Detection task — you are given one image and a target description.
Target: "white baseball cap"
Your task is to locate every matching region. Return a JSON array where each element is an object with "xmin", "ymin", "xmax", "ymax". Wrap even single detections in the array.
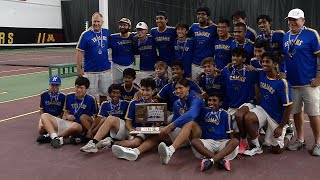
[
  {"xmin": 136, "ymin": 22, "xmax": 148, "ymax": 30},
  {"xmin": 286, "ymin": 8, "xmax": 304, "ymax": 19}
]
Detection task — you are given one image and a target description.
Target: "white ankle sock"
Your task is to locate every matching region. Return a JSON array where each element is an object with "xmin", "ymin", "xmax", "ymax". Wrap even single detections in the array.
[
  {"xmin": 251, "ymin": 138, "xmax": 260, "ymax": 148},
  {"xmin": 169, "ymin": 145, "xmax": 175, "ymax": 153},
  {"xmin": 50, "ymin": 133, "xmax": 58, "ymax": 139}
]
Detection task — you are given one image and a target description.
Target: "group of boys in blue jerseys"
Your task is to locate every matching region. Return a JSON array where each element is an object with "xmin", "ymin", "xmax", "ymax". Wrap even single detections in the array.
[{"xmin": 37, "ymin": 7, "xmax": 320, "ymax": 172}]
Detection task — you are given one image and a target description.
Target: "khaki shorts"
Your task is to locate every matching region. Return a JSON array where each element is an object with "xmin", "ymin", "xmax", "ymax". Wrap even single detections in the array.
[
  {"xmin": 191, "ymin": 139, "xmax": 239, "ymax": 160},
  {"xmin": 168, "ymin": 128, "xmax": 190, "ymax": 147},
  {"xmin": 250, "ymin": 106, "xmax": 287, "ymax": 148},
  {"xmin": 291, "ymin": 86, "xmax": 320, "ymax": 116},
  {"xmin": 84, "ymin": 70, "xmax": 112, "ymax": 97},
  {"xmin": 112, "ymin": 62, "xmax": 134, "ymax": 84},
  {"xmin": 110, "ymin": 118, "xmax": 130, "ymax": 140}
]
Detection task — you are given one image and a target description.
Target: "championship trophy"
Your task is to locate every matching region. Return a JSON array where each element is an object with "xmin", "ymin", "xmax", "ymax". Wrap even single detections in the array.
[{"xmin": 130, "ymin": 103, "xmax": 167, "ymax": 134}]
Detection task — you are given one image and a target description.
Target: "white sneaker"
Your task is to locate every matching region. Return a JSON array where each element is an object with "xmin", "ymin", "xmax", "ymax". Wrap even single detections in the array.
[
  {"xmin": 96, "ymin": 137, "xmax": 113, "ymax": 149},
  {"xmin": 158, "ymin": 142, "xmax": 173, "ymax": 165},
  {"xmin": 244, "ymin": 147, "xmax": 263, "ymax": 156},
  {"xmin": 112, "ymin": 145, "xmax": 138, "ymax": 161},
  {"xmin": 80, "ymin": 140, "xmax": 98, "ymax": 153}
]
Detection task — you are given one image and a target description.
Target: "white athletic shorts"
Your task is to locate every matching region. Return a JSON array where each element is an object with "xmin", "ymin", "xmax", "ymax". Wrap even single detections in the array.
[
  {"xmin": 228, "ymin": 103, "xmax": 256, "ymax": 133},
  {"xmin": 54, "ymin": 117, "xmax": 73, "ymax": 132},
  {"xmin": 250, "ymin": 105, "xmax": 287, "ymax": 148},
  {"xmin": 191, "ymin": 64, "xmax": 203, "ymax": 81},
  {"xmin": 110, "ymin": 118, "xmax": 130, "ymax": 140},
  {"xmin": 191, "ymin": 139, "xmax": 239, "ymax": 160},
  {"xmin": 169, "ymin": 127, "xmax": 190, "ymax": 147},
  {"xmin": 134, "ymin": 71, "xmax": 155, "ymax": 84},
  {"xmin": 84, "ymin": 70, "xmax": 112, "ymax": 97}
]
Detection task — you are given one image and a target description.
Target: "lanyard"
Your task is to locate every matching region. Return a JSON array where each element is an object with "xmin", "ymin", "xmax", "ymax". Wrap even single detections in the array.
[
  {"xmin": 155, "ymin": 76, "xmax": 165, "ymax": 88},
  {"xmin": 74, "ymin": 95, "xmax": 86, "ymax": 115},
  {"xmin": 176, "ymin": 39, "xmax": 187, "ymax": 59},
  {"xmin": 110, "ymin": 100, "xmax": 121, "ymax": 111},
  {"xmin": 138, "ymin": 36, "xmax": 148, "ymax": 47},
  {"xmin": 205, "ymin": 75, "xmax": 216, "ymax": 85},
  {"xmin": 262, "ymin": 30, "xmax": 273, "ymax": 43},
  {"xmin": 287, "ymin": 26, "xmax": 304, "ymax": 54},
  {"xmin": 206, "ymin": 108, "xmax": 222, "ymax": 120},
  {"xmin": 49, "ymin": 91, "xmax": 60, "ymax": 102},
  {"xmin": 236, "ymin": 39, "xmax": 248, "ymax": 48},
  {"xmin": 231, "ymin": 64, "xmax": 246, "ymax": 77},
  {"xmin": 178, "ymin": 99, "xmax": 188, "ymax": 110},
  {"xmin": 93, "ymin": 30, "xmax": 104, "ymax": 48}
]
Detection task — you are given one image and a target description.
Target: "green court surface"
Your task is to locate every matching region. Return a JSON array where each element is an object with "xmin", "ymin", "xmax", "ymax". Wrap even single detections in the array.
[{"xmin": 0, "ymin": 70, "xmax": 76, "ymax": 103}]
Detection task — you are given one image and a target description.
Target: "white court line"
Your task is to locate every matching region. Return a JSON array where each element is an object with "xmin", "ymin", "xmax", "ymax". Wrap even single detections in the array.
[
  {"xmin": 0, "ymin": 70, "xmax": 48, "ymax": 79},
  {"xmin": 0, "ymin": 86, "xmax": 73, "ymax": 104},
  {"xmin": 0, "ymin": 92, "xmax": 8, "ymax": 95},
  {"xmin": 0, "ymin": 67, "xmax": 44, "ymax": 74},
  {"xmin": 0, "ymin": 110, "xmax": 39, "ymax": 123},
  {"xmin": 0, "ymin": 55, "xmax": 74, "ymax": 63}
]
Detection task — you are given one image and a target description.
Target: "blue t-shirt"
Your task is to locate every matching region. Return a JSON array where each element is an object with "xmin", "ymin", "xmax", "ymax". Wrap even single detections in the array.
[
  {"xmin": 134, "ymin": 35, "xmax": 158, "ymax": 71},
  {"xmin": 119, "ymin": 82, "xmax": 140, "ymax": 101},
  {"xmin": 231, "ymin": 39, "xmax": 254, "ymax": 64},
  {"xmin": 246, "ymin": 26, "xmax": 257, "ymax": 42},
  {"xmin": 257, "ymin": 70, "xmax": 293, "ymax": 123},
  {"xmin": 109, "ymin": 32, "xmax": 135, "ymax": 66},
  {"xmin": 189, "ymin": 23, "xmax": 218, "ymax": 65},
  {"xmin": 125, "ymin": 99, "xmax": 152, "ymax": 128},
  {"xmin": 221, "ymin": 65, "xmax": 258, "ymax": 108},
  {"xmin": 64, "ymin": 93, "xmax": 98, "ymax": 123},
  {"xmin": 213, "ymin": 35, "xmax": 234, "ymax": 69},
  {"xmin": 283, "ymin": 27, "xmax": 320, "ymax": 86},
  {"xmin": 158, "ymin": 80, "xmax": 203, "ymax": 111},
  {"xmin": 154, "ymin": 76, "xmax": 168, "ymax": 94},
  {"xmin": 172, "ymin": 91, "xmax": 206, "ymax": 128},
  {"xmin": 174, "ymin": 38, "xmax": 193, "ymax": 77},
  {"xmin": 40, "ymin": 90, "xmax": 65, "ymax": 117},
  {"xmin": 256, "ymin": 30, "xmax": 285, "ymax": 53},
  {"xmin": 76, "ymin": 28, "xmax": 111, "ymax": 72},
  {"xmin": 199, "ymin": 108, "xmax": 232, "ymax": 140},
  {"xmin": 98, "ymin": 100, "xmax": 129, "ymax": 119},
  {"xmin": 198, "ymin": 74, "xmax": 225, "ymax": 95},
  {"xmin": 151, "ymin": 26, "xmax": 176, "ymax": 65}
]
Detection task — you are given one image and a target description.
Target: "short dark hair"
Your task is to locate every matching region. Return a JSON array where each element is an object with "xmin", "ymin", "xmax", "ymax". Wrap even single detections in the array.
[
  {"xmin": 232, "ymin": 47, "xmax": 247, "ymax": 58},
  {"xmin": 256, "ymin": 14, "xmax": 272, "ymax": 24},
  {"xmin": 254, "ymin": 39, "xmax": 270, "ymax": 52},
  {"xmin": 207, "ymin": 92, "xmax": 223, "ymax": 102},
  {"xmin": 231, "ymin": 10, "xmax": 246, "ymax": 20},
  {"xmin": 234, "ymin": 22, "xmax": 247, "ymax": 29},
  {"xmin": 217, "ymin": 17, "xmax": 230, "ymax": 27},
  {"xmin": 175, "ymin": 78, "xmax": 189, "ymax": 88},
  {"xmin": 140, "ymin": 78, "xmax": 156, "ymax": 90},
  {"xmin": 196, "ymin": 7, "xmax": 211, "ymax": 17},
  {"xmin": 261, "ymin": 51, "xmax": 283, "ymax": 64},
  {"xmin": 171, "ymin": 61, "xmax": 184, "ymax": 70},
  {"xmin": 156, "ymin": 11, "xmax": 168, "ymax": 19},
  {"xmin": 108, "ymin": 83, "xmax": 122, "ymax": 95},
  {"xmin": 75, "ymin": 76, "xmax": 90, "ymax": 89},
  {"xmin": 123, "ymin": 68, "xmax": 136, "ymax": 79},
  {"xmin": 176, "ymin": 23, "xmax": 189, "ymax": 30}
]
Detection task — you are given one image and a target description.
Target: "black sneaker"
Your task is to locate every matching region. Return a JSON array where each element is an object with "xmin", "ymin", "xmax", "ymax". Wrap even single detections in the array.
[
  {"xmin": 36, "ymin": 134, "xmax": 51, "ymax": 144},
  {"xmin": 51, "ymin": 137, "xmax": 62, "ymax": 148},
  {"xmin": 218, "ymin": 159, "xmax": 231, "ymax": 171},
  {"xmin": 200, "ymin": 158, "xmax": 214, "ymax": 172}
]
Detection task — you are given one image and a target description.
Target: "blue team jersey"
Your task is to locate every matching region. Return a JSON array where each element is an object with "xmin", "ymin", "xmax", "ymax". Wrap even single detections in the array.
[
  {"xmin": 257, "ymin": 70, "xmax": 293, "ymax": 123},
  {"xmin": 109, "ymin": 32, "xmax": 135, "ymax": 66},
  {"xmin": 158, "ymin": 80, "xmax": 203, "ymax": 111},
  {"xmin": 134, "ymin": 34, "xmax": 158, "ymax": 71},
  {"xmin": 154, "ymin": 76, "xmax": 168, "ymax": 94},
  {"xmin": 231, "ymin": 39, "xmax": 254, "ymax": 64},
  {"xmin": 283, "ymin": 27, "xmax": 320, "ymax": 86},
  {"xmin": 213, "ymin": 35, "xmax": 234, "ymax": 69},
  {"xmin": 40, "ymin": 90, "xmax": 65, "ymax": 117},
  {"xmin": 151, "ymin": 26, "xmax": 176, "ymax": 65},
  {"xmin": 98, "ymin": 100, "xmax": 129, "ymax": 119},
  {"xmin": 174, "ymin": 38, "xmax": 193, "ymax": 77},
  {"xmin": 257, "ymin": 30, "xmax": 285, "ymax": 52},
  {"xmin": 64, "ymin": 93, "xmax": 98, "ymax": 123},
  {"xmin": 199, "ymin": 108, "xmax": 232, "ymax": 140},
  {"xmin": 172, "ymin": 91, "xmax": 206, "ymax": 128},
  {"xmin": 189, "ymin": 23, "xmax": 218, "ymax": 65},
  {"xmin": 198, "ymin": 74, "xmax": 225, "ymax": 95},
  {"xmin": 125, "ymin": 99, "xmax": 152, "ymax": 128},
  {"xmin": 221, "ymin": 65, "xmax": 258, "ymax": 108},
  {"xmin": 120, "ymin": 82, "xmax": 140, "ymax": 101},
  {"xmin": 76, "ymin": 28, "xmax": 111, "ymax": 72},
  {"xmin": 246, "ymin": 26, "xmax": 257, "ymax": 42},
  {"xmin": 250, "ymin": 57, "xmax": 286, "ymax": 73}
]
